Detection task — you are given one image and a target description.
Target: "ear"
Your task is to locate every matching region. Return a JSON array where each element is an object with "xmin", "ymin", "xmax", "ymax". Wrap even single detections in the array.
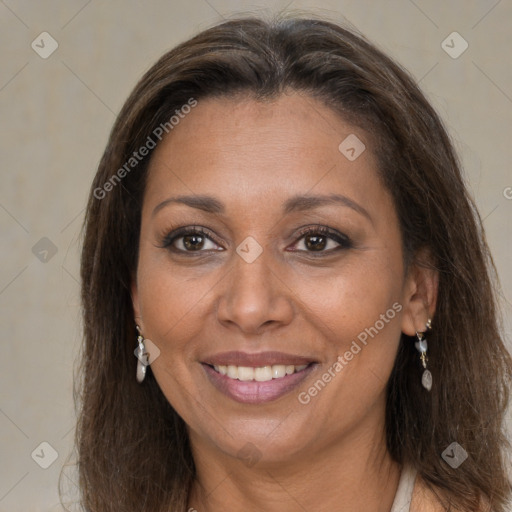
[
  {"xmin": 131, "ymin": 272, "xmax": 144, "ymax": 331},
  {"xmin": 400, "ymin": 247, "xmax": 439, "ymax": 336}
]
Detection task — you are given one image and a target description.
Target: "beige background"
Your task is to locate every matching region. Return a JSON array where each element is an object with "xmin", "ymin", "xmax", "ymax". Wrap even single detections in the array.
[{"xmin": 0, "ymin": 1, "xmax": 511, "ymax": 510}]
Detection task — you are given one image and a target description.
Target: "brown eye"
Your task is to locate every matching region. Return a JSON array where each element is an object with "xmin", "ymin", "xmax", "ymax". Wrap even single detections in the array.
[
  {"xmin": 161, "ymin": 227, "xmax": 223, "ymax": 253},
  {"xmin": 304, "ymin": 234, "xmax": 327, "ymax": 251},
  {"xmin": 182, "ymin": 233, "xmax": 206, "ymax": 251},
  {"xmin": 290, "ymin": 226, "xmax": 352, "ymax": 254}
]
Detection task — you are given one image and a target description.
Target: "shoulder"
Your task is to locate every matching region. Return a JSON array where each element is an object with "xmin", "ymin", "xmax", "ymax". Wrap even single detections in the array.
[
  {"xmin": 411, "ymin": 473, "xmax": 490, "ymax": 512},
  {"xmin": 410, "ymin": 473, "xmax": 446, "ymax": 512}
]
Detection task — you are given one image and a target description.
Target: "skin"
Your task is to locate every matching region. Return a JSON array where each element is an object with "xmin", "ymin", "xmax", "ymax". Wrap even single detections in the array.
[{"xmin": 131, "ymin": 92, "xmax": 438, "ymax": 512}]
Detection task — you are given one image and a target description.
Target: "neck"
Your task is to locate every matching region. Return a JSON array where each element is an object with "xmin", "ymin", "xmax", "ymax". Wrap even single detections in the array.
[{"xmin": 187, "ymin": 408, "xmax": 401, "ymax": 511}]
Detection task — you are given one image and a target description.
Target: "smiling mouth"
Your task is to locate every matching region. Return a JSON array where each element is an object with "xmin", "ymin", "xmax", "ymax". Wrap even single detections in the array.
[
  {"xmin": 209, "ymin": 363, "xmax": 311, "ymax": 382},
  {"xmin": 202, "ymin": 360, "xmax": 317, "ymax": 404}
]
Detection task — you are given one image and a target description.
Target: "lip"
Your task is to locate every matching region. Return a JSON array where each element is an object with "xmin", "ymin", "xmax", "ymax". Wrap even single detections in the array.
[
  {"xmin": 203, "ymin": 351, "xmax": 318, "ymax": 367},
  {"xmin": 202, "ymin": 361, "xmax": 318, "ymax": 404}
]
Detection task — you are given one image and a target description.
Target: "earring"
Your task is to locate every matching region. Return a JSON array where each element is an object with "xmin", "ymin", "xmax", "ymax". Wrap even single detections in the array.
[
  {"xmin": 135, "ymin": 325, "xmax": 147, "ymax": 383},
  {"xmin": 415, "ymin": 318, "xmax": 432, "ymax": 391}
]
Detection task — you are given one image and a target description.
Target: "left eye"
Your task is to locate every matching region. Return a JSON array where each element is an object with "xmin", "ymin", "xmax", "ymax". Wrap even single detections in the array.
[{"xmin": 290, "ymin": 227, "xmax": 351, "ymax": 253}]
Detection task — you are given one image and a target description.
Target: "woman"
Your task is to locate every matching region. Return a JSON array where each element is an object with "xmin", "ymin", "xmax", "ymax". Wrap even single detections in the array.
[{"xmin": 74, "ymin": 14, "xmax": 512, "ymax": 512}]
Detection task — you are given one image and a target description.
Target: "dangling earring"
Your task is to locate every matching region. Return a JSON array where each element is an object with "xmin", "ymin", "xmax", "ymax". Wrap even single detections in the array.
[
  {"xmin": 415, "ymin": 318, "xmax": 432, "ymax": 391},
  {"xmin": 135, "ymin": 325, "xmax": 147, "ymax": 383}
]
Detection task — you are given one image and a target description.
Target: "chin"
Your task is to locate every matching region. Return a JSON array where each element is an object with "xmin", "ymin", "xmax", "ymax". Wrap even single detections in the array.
[{"xmin": 197, "ymin": 416, "xmax": 320, "ymax": 468}]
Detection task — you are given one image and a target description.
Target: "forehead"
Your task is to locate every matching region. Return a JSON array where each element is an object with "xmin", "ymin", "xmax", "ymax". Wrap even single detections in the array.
[{"xmin": 143, "ymin": 93, "xmax": 389, "ymax": 220}]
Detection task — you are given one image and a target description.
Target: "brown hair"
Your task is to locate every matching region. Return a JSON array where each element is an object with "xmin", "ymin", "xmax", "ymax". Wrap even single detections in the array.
[{"xmin": 71, "ymin": 13, "xmax": 512, "ymax": 512}]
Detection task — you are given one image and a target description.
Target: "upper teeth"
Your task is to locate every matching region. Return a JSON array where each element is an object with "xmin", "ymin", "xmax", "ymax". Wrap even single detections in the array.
[{"xmin": 213, "ymin": 364, "xmax": 308, "ymax": 382}]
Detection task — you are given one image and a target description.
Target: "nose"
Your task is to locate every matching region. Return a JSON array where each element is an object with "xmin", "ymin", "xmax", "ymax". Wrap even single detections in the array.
[{"xmin": 216, "ymin": 247, "xmax": 294, "ymax": 335}]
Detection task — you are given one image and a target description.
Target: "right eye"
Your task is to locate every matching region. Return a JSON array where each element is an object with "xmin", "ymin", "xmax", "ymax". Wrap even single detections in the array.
[{"xmin": 160, "ymin": 226, "xmax": 224, "ymax": 253}]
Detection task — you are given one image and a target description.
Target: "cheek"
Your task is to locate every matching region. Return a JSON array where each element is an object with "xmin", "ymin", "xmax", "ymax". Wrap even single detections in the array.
[
  {"xmin": 135, "ymin": 253, "xmax": 214, "ymax": 419},
  {"xmin": 292, "ymin": 250, "xmax": 404, "ymax": 396},
  {"xmin": 297, "ymin": 249, "xmax": 403, "ymax": 333},
  {"xmin": 135, "ymin": 249, "xmax": 214, "ymax": 355}
]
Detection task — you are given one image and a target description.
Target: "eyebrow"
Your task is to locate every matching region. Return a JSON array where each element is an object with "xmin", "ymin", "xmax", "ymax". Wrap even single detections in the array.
[
  {"xmin": 152, "ymin": 193, "xmax": 372, "ymax": 222},
  {"xmin": 283, "ymin": 193, "xmax": 372, "ymax": 221}
]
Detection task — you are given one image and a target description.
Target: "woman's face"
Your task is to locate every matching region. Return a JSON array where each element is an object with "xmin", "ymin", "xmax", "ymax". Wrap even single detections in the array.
[{"xmin": 132, "ymin": 92, "xmax": 421, "ymax": 465}]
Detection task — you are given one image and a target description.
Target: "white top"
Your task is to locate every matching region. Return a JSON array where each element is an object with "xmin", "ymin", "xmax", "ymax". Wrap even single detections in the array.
[{"xmin": 389, "ymin": 463, "xmax": 418, "ymax": 512}]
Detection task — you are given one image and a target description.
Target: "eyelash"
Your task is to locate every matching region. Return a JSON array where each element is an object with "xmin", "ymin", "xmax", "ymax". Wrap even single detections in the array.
[{"xmin": 160, "ymin": 225, "xmax": 352, "ymax": 256}]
